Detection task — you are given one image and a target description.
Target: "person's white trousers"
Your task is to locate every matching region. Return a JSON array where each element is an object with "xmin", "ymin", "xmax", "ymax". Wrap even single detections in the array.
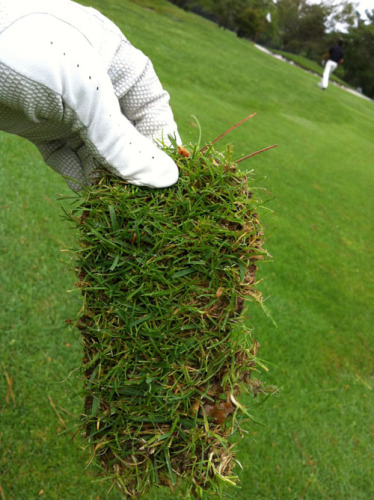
[{"xmin": 322, "ymin": 60, "xmax": 338, "ymax": 89}]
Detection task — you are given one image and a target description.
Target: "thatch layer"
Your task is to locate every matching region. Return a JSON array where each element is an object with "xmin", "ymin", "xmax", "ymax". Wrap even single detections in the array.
[{"xmin": 68, "ymin": 143, "xmax": 269, "ymax": 497}]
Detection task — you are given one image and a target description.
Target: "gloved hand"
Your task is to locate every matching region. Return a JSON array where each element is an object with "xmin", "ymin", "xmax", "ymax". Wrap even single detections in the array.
[{"xmin": 0, "ymin": 0, "xmax": 181, "ymax": 190}]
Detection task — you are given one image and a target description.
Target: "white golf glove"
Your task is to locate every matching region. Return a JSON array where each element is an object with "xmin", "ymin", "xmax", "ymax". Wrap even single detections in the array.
[{"xmin": 0, "ymin": 0, "xmax": 181, "ymax": 190}]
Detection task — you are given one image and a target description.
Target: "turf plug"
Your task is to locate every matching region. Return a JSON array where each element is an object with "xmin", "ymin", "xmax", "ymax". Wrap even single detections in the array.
[{"xmin": 67, "ymin": 133, "xmax": 274, "ymax": 498}]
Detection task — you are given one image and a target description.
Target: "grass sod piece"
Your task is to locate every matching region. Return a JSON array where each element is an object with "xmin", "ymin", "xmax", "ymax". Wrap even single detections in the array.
[{"xmin": 67, "ymin": 138, "xmax": 272, "ymax": 498}]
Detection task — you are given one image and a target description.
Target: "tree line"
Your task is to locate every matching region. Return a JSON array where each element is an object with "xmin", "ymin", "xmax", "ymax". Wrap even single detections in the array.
[{"xmin": 168, "ymin": 0, "xmax": 374, "ymax": 98}]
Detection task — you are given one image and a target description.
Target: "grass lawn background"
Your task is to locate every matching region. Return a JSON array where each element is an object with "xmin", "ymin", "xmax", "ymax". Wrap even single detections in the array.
[{"xmin": 1, "ymin": 0, "xmax": 374, "ymax": 498}]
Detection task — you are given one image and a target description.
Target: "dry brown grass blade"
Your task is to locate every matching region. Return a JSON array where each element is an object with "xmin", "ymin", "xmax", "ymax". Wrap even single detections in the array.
[
  {"xmin": 48, "ymin": 395, "xmax": 67, "ymax": 430},
  {"xmin": 2, "ymin": 363, "xmax": 16, "ymax": 407},
  {"xmin": 201, "ymin": 113, "xmax": 257, "ymax": 153},
  {"xmin": 236, "ymin": 144, "xmax": 278, "ymax": 163}
]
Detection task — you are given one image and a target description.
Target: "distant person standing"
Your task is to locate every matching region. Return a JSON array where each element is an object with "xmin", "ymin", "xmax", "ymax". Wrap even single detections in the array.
[{"xmin": 320, "ymin": 40, "xmax": 344, "ymax": 90}]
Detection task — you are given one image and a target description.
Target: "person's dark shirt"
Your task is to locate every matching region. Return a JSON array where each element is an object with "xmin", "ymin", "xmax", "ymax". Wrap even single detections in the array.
[{"xmin": 329, "ymin": 45, "xmax": 344, "ymax": 63}]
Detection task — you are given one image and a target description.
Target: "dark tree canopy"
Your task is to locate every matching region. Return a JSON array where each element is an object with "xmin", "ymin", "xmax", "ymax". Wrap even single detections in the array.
[{"xmin": 167, "ymin": 0, "xmax": 374, "ymax": 98}]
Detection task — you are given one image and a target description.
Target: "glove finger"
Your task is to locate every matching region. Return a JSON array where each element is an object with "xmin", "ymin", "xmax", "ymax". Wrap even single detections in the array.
[{"xmin": 38, "ymin": 140, "xmax": 89, "ymax": 191}]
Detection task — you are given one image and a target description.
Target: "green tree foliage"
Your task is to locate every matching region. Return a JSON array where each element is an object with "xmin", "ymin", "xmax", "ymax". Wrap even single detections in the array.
[
  {"xmin": 325, "ymin": 0, "xmax": 357, "ymax": 32},
  {"xmin": 167, "ymin": 0, "xmax": 190, "ymax": 8},
  {"xmin": 235, "ymin": 0, "xmax": 276, "ymax": 41},
  {"xmin": 275, "ymin": 0, "xmax": 329, "ymax": 58},
  {"xmin": 275, "ymin": 0, "xmax": 304, "ymax": 49},
  {"xmin": 203, "ymin": 0, "xmax": 242, "ymax": 30},
  {"xmin": 343, "ymin": 10, "xmax": 374, "ymax": 97},
  {"xmin": 235, "ymin": 6, "xmax": 262, "ymax": 39}
]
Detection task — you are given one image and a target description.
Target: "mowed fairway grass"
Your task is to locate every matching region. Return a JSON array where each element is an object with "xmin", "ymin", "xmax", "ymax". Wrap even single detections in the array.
[{"xmin": 1, "ymin": 1, "xmax": 374, "ymax": 498}]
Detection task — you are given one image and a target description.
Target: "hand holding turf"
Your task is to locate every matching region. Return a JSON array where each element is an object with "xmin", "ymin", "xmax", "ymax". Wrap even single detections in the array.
[{"xmin": 0, "ymin": 0, "xmax": 180, "ymax": 189}]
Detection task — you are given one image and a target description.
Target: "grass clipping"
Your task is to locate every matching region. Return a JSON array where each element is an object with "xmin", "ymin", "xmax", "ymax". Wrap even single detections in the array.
[{"xmin": 68, "ymin": 141, "xmax": 271, "ymax": 498}]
